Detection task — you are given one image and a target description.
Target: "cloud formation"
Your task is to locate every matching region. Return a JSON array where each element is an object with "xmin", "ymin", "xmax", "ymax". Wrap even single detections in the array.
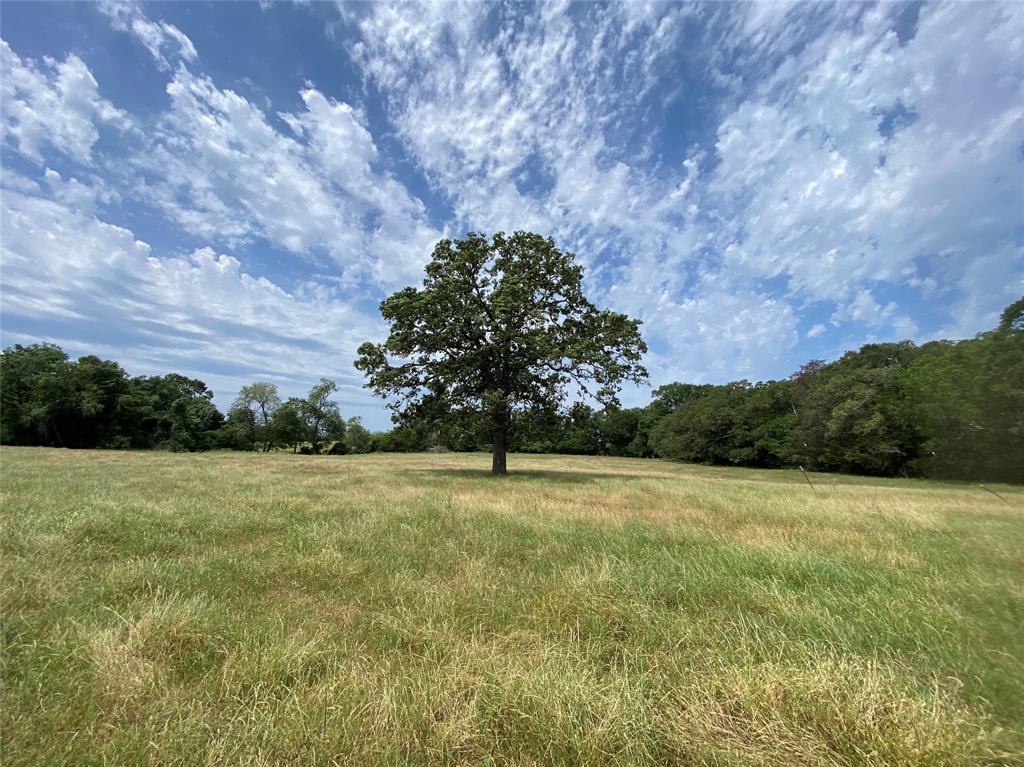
[
  {"xmin": 1, "ymin": 179, "xmax": 381, "ymax": 405},
  {"xmin": 0, "ymin": 1, "xmax": 1021, "ymax": 422},
  {"xmin": 97, "ymin": 0, "xmax": 198, "ymax": 70},
  {"xmin": 345, "ymin": 1, "xmax": 1023, "ymax": 380},
  {"xmin": 126, "ymin": 68, "xmax": 440, "ymax": 288},
  {"xmin": 1, "ymin": 40, "xmax": 129, "ymax": 164}
]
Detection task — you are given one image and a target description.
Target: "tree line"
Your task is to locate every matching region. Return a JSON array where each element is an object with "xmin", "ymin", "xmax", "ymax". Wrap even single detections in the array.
[
  {"xmin": 352, "ymin": 231, "xmax": 1021, "ymax": 480},
  {"xmin": 401, "ymin": 297, "xmax": 1020, "ymax": 483},
  {"xmin": 0, "ymin": 347, "xmax": 369, "ymax": 455},
  {"xmin": 2, "ymin": 298, "xmax": 1020, "ymax": 481}
]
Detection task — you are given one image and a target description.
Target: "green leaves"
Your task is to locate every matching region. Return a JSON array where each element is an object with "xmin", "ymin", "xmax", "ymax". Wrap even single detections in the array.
[
  {"xmin": 356, "ymin": 232, "xmax": 648, "ymax": 470},
  {"xmin": 299, "ymin": 378, "xmax": 344, "ymax": 454},
  {"xmin": 358, "ymin": 232, "xmax": 648, "ymax": 413},
  {"xmin": 231, "ymin": 382, "xmax": 281, "ymax": 451},
  {"xmin": 0, "ymin": 345, "xmax": 224, "ymax": 451}
]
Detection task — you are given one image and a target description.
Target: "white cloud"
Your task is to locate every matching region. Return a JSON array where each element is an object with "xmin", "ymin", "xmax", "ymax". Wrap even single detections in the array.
[
  {"xmin": 42, "ymin": 167, "xmax": 119, "ymax": 215},
  {"xmin": 97, "ymin": 0, "xmax": 198, "ymax": 70},
  {"xmin": 830, "ymin": 289, "xmax": 894, "ymax": 327},
  {"xmin": 128, "ymin": 69, "xmax": 440, "ymax": 289},
  {"xmin": 345, "ymin": 3, "xmax": 726, "ymax": 382},
  {"xmin": 348, "ymin": 2, "xmax": 692, "ymax": 247},
  {"xmin": 0, "ymin": 40, "xmax": 129, "ymax": 164},
  {"xmin": 642, "ymin": 289, "xmax": 801, "ymax": 384},
  {"xmin": 3, "ymin": 0, "xmax": 1020, "ymax": 408},
  {"xmin": 708, "ymin": 2, "xmax": 1023, "ymax": 311},
  {"xmin": 936, "ymin": 245, "xmax": 1024, "ymax": 339},
  {"xmin": 337, "ymin": 1, "xmax": 1022, "ymax": 383},
  {"xmin": 827, "ymin": 289, "xmax": 919, "ymax": 339},
  {"xmin": 0, "ymin": 179, "xmax": 383, "ymax": 409}
]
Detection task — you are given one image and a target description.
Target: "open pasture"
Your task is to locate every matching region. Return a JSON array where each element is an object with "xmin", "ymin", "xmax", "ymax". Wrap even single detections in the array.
[{"xmin": 1, "ymin": 448, "xmax": 1022, "ymax": 765}]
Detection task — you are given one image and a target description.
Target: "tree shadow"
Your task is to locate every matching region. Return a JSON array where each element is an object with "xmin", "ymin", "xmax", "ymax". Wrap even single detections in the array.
[{"xmin": 396, "ymin": 467, "xmax": 652, "ymax": 484}]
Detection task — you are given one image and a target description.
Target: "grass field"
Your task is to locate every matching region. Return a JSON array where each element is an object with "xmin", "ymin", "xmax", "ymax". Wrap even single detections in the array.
[{"xmin": 2, "ymin": 447, "xmax": 1022, "ymax": 766}]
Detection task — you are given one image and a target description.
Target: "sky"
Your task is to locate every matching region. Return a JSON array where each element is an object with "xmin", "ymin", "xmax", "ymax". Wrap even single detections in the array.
[{"xmin": 1, "ymin": 0, "xmax": 1021, "ymax": 430}]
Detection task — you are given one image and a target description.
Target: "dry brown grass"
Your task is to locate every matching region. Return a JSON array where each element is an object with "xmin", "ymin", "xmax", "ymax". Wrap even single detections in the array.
[{"xmin": 2, "ymin": 447, "xmax": 1022, "ymax": 765}]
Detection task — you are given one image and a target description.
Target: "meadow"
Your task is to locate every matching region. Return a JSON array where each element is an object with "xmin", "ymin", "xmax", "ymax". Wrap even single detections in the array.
[{"xmin": 1, "ymin": 447, "xmax": 1022, "ymax": 766}]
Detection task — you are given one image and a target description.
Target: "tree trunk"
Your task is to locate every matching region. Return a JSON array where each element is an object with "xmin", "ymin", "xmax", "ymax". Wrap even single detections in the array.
[
  {"xmin": 259, "ymin": 404, "xmax": 271, "ymax": 452},
  {"xmin": 491, "ymin": 416, "xmax": 508, "ymax": 476}
]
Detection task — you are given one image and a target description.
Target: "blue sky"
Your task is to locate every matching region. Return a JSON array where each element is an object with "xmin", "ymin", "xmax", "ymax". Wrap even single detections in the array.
[{"xmin": 1, "ymin": 1, "xmax": 1021, "ymax": 429}]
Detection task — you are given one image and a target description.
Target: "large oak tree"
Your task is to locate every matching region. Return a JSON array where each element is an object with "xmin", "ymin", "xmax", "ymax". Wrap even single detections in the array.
[{"xmin": 356, "ymin": 231, "xmax": 648, "ymax": 474}]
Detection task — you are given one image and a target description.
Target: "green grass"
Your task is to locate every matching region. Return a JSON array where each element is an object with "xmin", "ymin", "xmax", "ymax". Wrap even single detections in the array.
[{"xmin": 2, "ymin": 448, "xmax": 1022, "ymax": 766}]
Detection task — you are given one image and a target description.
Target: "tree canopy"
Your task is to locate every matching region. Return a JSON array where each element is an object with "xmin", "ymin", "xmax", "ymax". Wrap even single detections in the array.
[
  {"xmin": 2, "ymin": 294, "xmax": 1020, "ymax": 483},
  {"xmin": 0, "ymin": 345, "xmax": 223, "ymax": 451},
  {"xmin": 231, "ymin": 382, "xmax": 281, "ymax": 452},
  {"xmin": 298, "ymin": 378, "xmax": 345, "ymax": 454},
  {"xmin": 356, "ymin": 231, "xmax": 648, "ymax": 474}
]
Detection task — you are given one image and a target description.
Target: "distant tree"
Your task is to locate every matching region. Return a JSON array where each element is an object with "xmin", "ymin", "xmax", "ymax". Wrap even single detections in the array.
[
  {"xmin": 356, "ymin": 231, "xmax": 648, "ymax": 474},
  {"xmin": 554, "ymin": 402, "xmax": 601, "ymax": 455},
  {"xmin": 271, "ymin": 399, "xmax": 306, "ymax": 453},
  {"xmin": 648, "ymin": 382, "xmax": 715, "ymax": 416},
  {"xmin": 232, "ymin": 382, "xmax": 280, "ymax": 452},
  {"xmin": 508, "ymin": 405, "xmax": 562, "ymax": 454},
  {"xmin": 650, "ymin": 382, "xmax": 746, "ymax": 464},
  {"xmin": 381, "ymin": 392, "xmax": 489, "ymax": 452},
  {"xmin": 299, "ymin": 378, "xmax": 345, "ymax": 454},
  {"xmin": 70, "ymin": 355, "xmax": 134, "ymax": 448},
  {"xmin": 597, "ymin": 407, "xmax": 643, "ymax": 457},
  {"xmin": 789, "ymin": 343, "xmax": 921, "ymax": 475},
  {"xmin": 369, "ymin": 422, "xmax": 429, "ymax": 452},
  {"xmin": 169, "ymin": 396, "xmax": 223, "ymax": 452},
  {"xmin": 343, "ymin": 417, "xmax": 373, "ymax": 454},
  {"xmin": 728, "ymin": 380, "xmax": 796, "ymax": 467},
  {"xmin": 901, "ymin": 300, "xmax": 1024, "ymax": 481},
  {"xmin": 998, "ymin": 296, "xmax": 1024, "ymax": 335},
  {"xmin": 225, "ymin": 401, "xmax": 258, "ymax": 450},
  {"xmin": 0, "ymin": 345, "xmax": 137, "ymax": 448},
  {"xmin": 649, "ymin": 380, "xmax": 795, "ymax": 467},
  {"xmin": 132, "ymin": 373, "xmax": 223, "ymax": 451},
  {"xmin": 0, "ymin": 344, "xmax": 77, "ymax": 445},
  {"xmin": 434, "ymin": 415, "xmax": 489, "ymax": 452}
]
